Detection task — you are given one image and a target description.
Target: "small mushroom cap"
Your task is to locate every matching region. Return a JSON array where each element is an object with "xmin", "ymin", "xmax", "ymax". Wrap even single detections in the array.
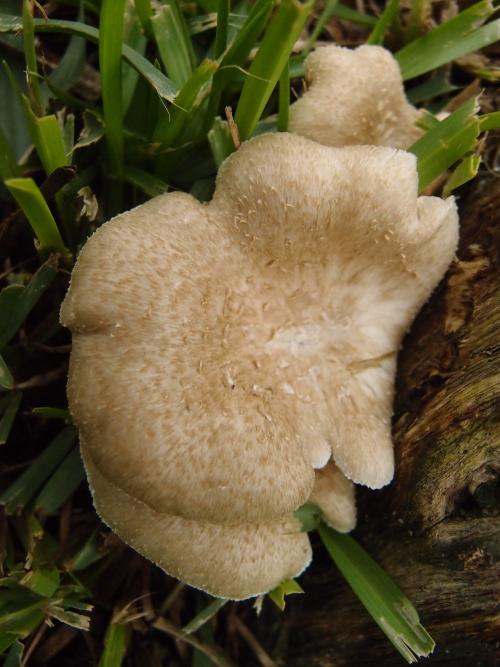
[
  {"xmin": 62, "ymin": 132, "xmax": 458, "ymax": 598},
  {"xmin": 84, "ymin": 456, "xmax": 312, "ymax": 600},
  {"xmin": 289, "ymin": 45, "xmax": 422, "ymax": 149}
]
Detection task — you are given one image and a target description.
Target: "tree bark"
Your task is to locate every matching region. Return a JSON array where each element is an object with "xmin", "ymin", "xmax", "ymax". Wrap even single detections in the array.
[{"xmin": 265, "ymin": 174, "xmax": 500, "ymax": 665}]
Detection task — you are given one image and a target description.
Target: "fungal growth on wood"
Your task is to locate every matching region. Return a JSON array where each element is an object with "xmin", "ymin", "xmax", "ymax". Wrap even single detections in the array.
[
  {"xmin": 61, "ymin": 133, "xmax": 458, "ymax": 600},
  {"xmin": 289, "ymin": 44, "xmax": 423, "ymax": 149}
]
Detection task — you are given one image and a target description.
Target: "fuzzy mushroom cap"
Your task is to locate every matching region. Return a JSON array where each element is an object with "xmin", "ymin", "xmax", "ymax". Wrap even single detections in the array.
[
  {"xmin": 61, "ymin": 133, "xmax": 458, "ymax": 599},
  {"xmin": 289, "ymin": 44, "xmax": 423, "ymax": 149}
]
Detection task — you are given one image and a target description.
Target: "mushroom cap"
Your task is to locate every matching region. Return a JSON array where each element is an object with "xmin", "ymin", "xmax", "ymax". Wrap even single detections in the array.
[
  {"xmin": 61, "ymin": 132, "xmax": 458, "ymax": 598},
  {"xmin": 84, "ymin": 456, "xmax": 312, "ymax": 600},
  {"xmin": 289, "ymin": 44, "xmax": 423, "ymax": 149}
]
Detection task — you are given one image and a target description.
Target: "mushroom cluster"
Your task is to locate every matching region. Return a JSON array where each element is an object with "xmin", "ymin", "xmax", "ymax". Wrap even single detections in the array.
[{"xmin": 61, "ymin": 46, "xmax": 459, "ymax": 600}]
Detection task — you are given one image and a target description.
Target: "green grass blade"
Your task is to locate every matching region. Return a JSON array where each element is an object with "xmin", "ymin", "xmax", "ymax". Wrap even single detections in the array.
[
  {"xmin": 479, "ymin": 111, "xmax": 500, "ymax": 130},
  {"xmin": 408, "ymin": 97, "xmax": 480, "ymax": 191},
  {"xmin": 204, "ymin": 0, "xmax": 273, "ymax": 131},
  {"xmin": 0, "ymin": 353, "xmax": 14, "ymax": 389},
  {"xmin": 20, "ymin": 568, "xmax": 60, "ymax": 598},
  {"xmin": 4, "ymin": 639, "xmax": 24, "ymax": 667},
  {"xmin": 0, "ymin": 392, "xmax": 22, "ymax": 445},
  {"xmin": 0, "ymin": 16, "xmax": 179, "ymax": 103},
  {"xmin": 98, "ymin": 622, "xmax": 127, "ymax": 667},
  {"xmin": 124, "ymin": 166, "xmax": 169, "ymax": 197},
  {"xmin": 182, "ymin": 598, "xmax": 227, "ymax": 635},
  {"xmin": 4, "ymin": 178, "xmax": 67, "ymax": 256},
  {"xmin": 443, "ymin": 153, "xmax": 481, "ymax": 197},
  {"xmin": 99, "ymin": 0, "xmax": 126, "ymax": 177},
  {"xmin": 208, "ymin": 118, "xmax": 233, "ymax": 166},
  {"xmin": 151, "ymin": 0, "xmax": 196, "ymax": 88},
  {"xmin": 235, "ymin": 0, "xmax": 313, "ymax": 141},
  {"xmin": 268, "ymin": 578, "xmax": 304, "ymax": 610},
  {"xmin": 154, "ymin": 59, "xmax": 218, "ymax": 147},
  {"xmin": 28, "ymin": 113, "xmax": 70, "ymax": 174},
  {"xmin": 303, "ymin": 0, "xmax": 338, "ymax": 54},
  {"xmin": 318, "ymin": 524, "xmax": 435, "ymax": 664},
  {"xmin": 34, "ymin": 448, "xmax": 85, "ymax": 514},
  {"xmin": 332, "ymin": 3, "xmax": 377, "ymax": 26},
  {"xmin": 0, "ymin": 258, "xmax": 58, "ymax": 348},
  {"xmin": 214, "ymin": 0, "xmax": 230, "ymax": 58},
  {"xmin": 367, "ymin": 0, "xmax": 399, "ymax": 45},
  {"xmin": 22, "ymin": 0, "xmax": 43, "ymax": 115},
  {"xmin": 277, "ymin": 60, "xmax": 289, "ymax": 132},
  {"xmin": 396, "ymin": 0, "xmax": 499, "ymax": 80},
  {"xmin": 49, "ymin": 0, "xmax": 86, "ymax": 90},
  {"xmin": 406, "ymin": 72, "xmax": 458, "ymax": 104},
  {"xmin": 32, "ymin": 407, "xmax": 72, "ymax": 422},
  {"xmin": 0, "ymin": 126, "xmax": 20, "ymax": 179},
  {"xmin": 134, "ymin": 0, "xmax": 153, "ymax": 38},
  {"xmin": 0, "ymin": 426, "xmax": 77, "ymax": 513}
]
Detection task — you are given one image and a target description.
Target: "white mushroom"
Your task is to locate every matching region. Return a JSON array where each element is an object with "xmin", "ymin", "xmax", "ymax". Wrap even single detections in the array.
[
  {"xmin": 61, "ymin": 133, "xmax": 458, "ymax": 599},
  {"xmin": 289, "ymin": 44, "xmax": 423, "ymax": 149}
]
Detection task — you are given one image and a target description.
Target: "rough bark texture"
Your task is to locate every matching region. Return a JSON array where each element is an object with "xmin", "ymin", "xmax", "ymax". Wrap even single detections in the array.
[{"xmin": 258, "ymin": 173, "xmax": 500, "ymax": 665}]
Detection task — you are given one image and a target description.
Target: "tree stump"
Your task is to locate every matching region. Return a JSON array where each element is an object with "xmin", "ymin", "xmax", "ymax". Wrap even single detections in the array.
[{"xmin": 267, "ymin": 173, "xmax": 500, "ymax": 665}]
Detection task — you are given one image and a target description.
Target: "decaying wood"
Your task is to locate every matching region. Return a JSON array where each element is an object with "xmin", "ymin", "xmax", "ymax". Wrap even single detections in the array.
[{"xmin": 259, "ymin": 174, "xmax": 500, "ymax": 665}]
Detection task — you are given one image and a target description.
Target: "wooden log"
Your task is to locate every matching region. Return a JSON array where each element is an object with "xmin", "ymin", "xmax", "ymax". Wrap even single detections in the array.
[{"xmin": 266, "ymin": 175, "xmax": 500, "ymax": 666}]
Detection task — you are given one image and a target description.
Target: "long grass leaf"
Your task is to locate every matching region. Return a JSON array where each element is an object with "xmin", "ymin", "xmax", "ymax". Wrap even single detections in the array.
[
  {"xmin": 0, "ymin": 126, "xmax": 20, "ymax": 178},
  {"xmin": 4, "ymin": 178, "xmax": 67, "ymax": 255},
  {"xmin": 0, "ymin": 353, "xmax": 14, "ymax": 389},
  {"xmin": 318, "ymin": 524, "xmax": 435, "ymax": 664},
  {"xmin": 99, "ymin": 0, "xmax": 126, "ymax": 176},
  {"xmin": 214, "ymin": 0, "xmax": 230, "ymax": 58},
  {"xmin": 22, "ymin": 0, "xmax": 42, "ymax": 115},
  {"xmin": 234, "ymin": 0, "xmax": 313, "ymax": 141},
  {"xmin": 367, "ymin": 0, "xmax": 399, "ymax": 45},
  {"xmin": 183, "ymin": 598, "xmax": 227, "ymax": 635},
  {"xmin": 0, "ymin": 426, "xmax": 77, "ymax": 512},
  {"xmin": 408, "ymin": 97, "xmax": 480, "ymax": 191},
  {"xmin": 98, "ymin": 623, "xmax": 127, "ymax": 667},
  {"xmin": 396, "ymin": 0, "xmax": 499, "ymax": 80},
  {"xmin": 0, "ymin": 17, "xmax": 179, "ymax": 103},
  {"xmin": 151, "ymin": 0, "xmax": 196, "ymax": 88},
  {"xmin": 0, "ymin": 392, "xmax": 22, "ymax": 445},
  {"xmin": 34, "ymin": 448, "xmax": 86, "ymax": 514}
]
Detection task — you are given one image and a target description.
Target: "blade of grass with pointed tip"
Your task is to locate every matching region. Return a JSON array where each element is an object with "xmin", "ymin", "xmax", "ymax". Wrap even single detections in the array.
[
  {"xmin": 99, "ymin": 0, "xmax": 126, "ymax": 178},
  {"xmin": 22, "ymin": 0, "xmax": 42, "ymax": 115},
  {"xmin": 0, "ymin": 426, "xmax": 77, "ymax": 513},
  {"xmin": 318, "ymin": 524, "xmax": 435, "ymax": 664},
  {"xmin": 34, "ymin": 448, "xmax": 85, "ymax": 515},
  {"xmin": 4, "ymin": 178, "xmax": 67, "ymax": 256},
  {"xmin": 4, "ymin": 639, "xmax": 23, "ymax": 667},
  {"xmin": 151, "ymin": 0, "xmax": 196, "ymax": 88},
  {"xmin": 234, "ymin": 0, "xmax": 313, "ymax": 141},
  {"xmin": 408, "ymin": 97, "xmax": 480, "ymax": 191},
  {"xmin": 367, "ymin": 0, "xmax": 399, "ymax": 45},
  {"xmin": 396, "ymin": 0, "xmax": 499, "ymax": 80},
  {"xmin": 0, "ymin": 392, "xmax": 22, "ymax": 445},
  {"xmin": 98, "ymin": 622, "xmax": 127, "ymax": 667},
  {"xmin": 183, "ymin": 598, "xmax": 227, "ymax": 635},
  {"xmin": 443, "ymin": 153, "xmax": 481, "ymax": 196}
]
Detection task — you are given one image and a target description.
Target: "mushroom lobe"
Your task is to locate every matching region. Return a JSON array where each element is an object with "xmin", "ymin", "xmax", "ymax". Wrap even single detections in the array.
[{"xmin": 61, "ymin": 133, "xmax": 458, "ymax": 598}]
